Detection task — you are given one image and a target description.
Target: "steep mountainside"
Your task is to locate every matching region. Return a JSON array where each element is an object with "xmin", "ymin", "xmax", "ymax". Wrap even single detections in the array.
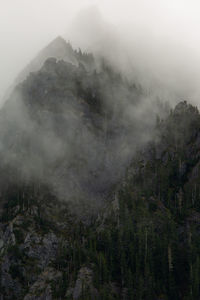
[
  {"xmin": 0, "ymin": 52, "xmax": 151, "ymax": 215},
  {"xmin": 1, "ymin": 40, "xmax": 200, "ymax": 299}
]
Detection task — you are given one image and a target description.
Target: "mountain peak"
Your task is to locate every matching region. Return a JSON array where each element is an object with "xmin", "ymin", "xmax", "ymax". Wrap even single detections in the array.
[
  {"xmin": 174, "ymin": 100, "xmax": 198, "ymax": 115},
  {"xmin": 14, "ymin": 36, "xmax": 78, "ymax": 86},
  {"xmin": 51, "ymin": 35, "xmax": 67, "ymax": 44},
  {"xmin": 44, "ymin": 36, "xmax": 74, "ymax": 57}
]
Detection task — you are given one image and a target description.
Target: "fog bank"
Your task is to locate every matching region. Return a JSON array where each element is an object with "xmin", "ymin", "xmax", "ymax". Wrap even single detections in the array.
[{"xmin": 1, "ymin": 1, "xmax": 200, "ymax": 105}]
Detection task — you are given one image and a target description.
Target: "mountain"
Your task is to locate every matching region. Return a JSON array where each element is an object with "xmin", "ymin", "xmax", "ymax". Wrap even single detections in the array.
[
  {"xmin": 15, "ymin": 36, "xmax": 95, "ymax": 85},
  {"xmin": 0, "ymin": 47, "xmax": 150, "ymax": 216},
  {"xmin": 2, "ymin": 36, "xmax": 94, "ymax": 103},
  {"xmin": 1, "ymin": 39, "xmax": 200, "ymax": 299}
]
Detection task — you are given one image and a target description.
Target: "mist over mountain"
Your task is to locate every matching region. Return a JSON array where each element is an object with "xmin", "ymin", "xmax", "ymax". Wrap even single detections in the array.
[
  {"xmin": 0, "ymin": 37, "xmax": 168, "ymax": 216},
  {"xmin": 1, "ymin": 3, "xmax": 200, "ymax": 299}
]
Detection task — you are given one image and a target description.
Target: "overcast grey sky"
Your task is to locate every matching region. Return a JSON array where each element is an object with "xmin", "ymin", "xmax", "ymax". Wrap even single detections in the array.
[{"xmin": 1, "ymin": 0, "xmax": 200, "ymax": 104}]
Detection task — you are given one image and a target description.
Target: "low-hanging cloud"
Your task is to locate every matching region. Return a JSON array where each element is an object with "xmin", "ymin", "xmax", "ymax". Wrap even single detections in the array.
[
  {"xmin": 1, "ymin": 1, "xmax": 200, "ymax": 215},
  {"xmin": 2, "ymin": 0, "xmax": 200, "ymax": 105},
  {"xmin": 65, "ymin": 2, "xmax": 200, "ymax": 106}
]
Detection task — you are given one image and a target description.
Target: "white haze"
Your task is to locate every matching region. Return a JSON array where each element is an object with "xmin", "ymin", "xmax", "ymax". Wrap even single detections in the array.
[
  {"xmin": 1, "ymin": 0, "xmax": 200, "ymax": 105},
  {"xmin": 2, "ymin": 0, "xmax": 200, "ymax": 213}
]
